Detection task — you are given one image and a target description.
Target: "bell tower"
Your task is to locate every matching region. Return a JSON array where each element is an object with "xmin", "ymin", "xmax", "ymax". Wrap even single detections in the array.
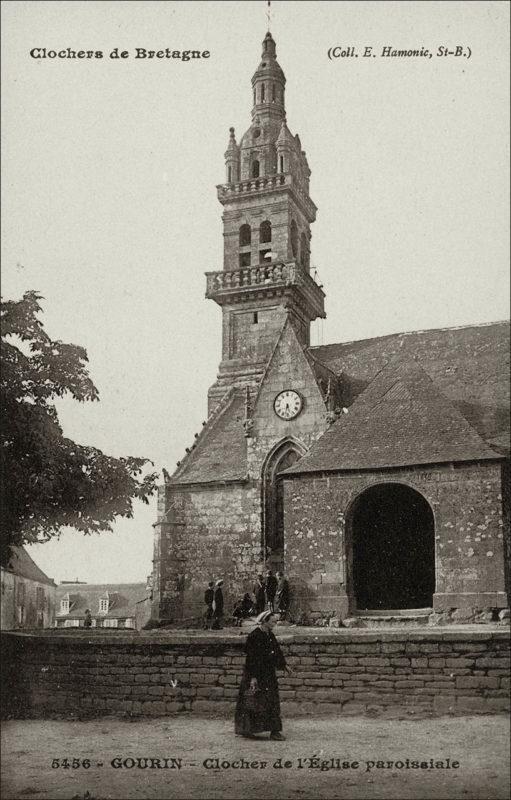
[{"xmin": 206, "ymin": 32, "xmax": 325, "ymax": 413}]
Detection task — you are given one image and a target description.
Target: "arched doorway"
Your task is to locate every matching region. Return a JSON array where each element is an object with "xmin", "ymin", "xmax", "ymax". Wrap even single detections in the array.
[
  {"xmin": 262, "ymin": 440, "xmax": 305, "ymax": 570},
  {"xmin": 349, "ymin": 483, "xmax": 435, "ymax": 610}
]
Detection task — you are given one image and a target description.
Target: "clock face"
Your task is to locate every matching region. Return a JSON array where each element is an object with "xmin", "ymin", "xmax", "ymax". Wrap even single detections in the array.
[{"xmin": 273, "ymin": 390, "xmax": 303, "ymax": 420}]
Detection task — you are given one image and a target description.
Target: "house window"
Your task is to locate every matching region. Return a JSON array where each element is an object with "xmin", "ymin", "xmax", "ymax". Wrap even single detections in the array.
[
  {"xmin": 36, "ymin": 586, "xmax": 44, "ymax": 609},
  {"xmin": 239, "ymin": 252, "xmax": 251, "ymax": 268},
  {"xmin": 103, "ymin": 618, "xmax": 118, "ymax": 628},
  {"xmin": 60, "ymin": 597, "xmax": 69, "ymax": 614},
  {"xmin": 99, "ymin": 598, "xmax": 109, "ymax": 613}
]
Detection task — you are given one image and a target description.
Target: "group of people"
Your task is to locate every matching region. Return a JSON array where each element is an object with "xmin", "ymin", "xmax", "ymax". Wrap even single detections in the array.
[
  {"xmin": 202, "ymin": 569, "xmax": 290, "ymax": 630},
  {"xmin": 202, "ymin": 579, "xmax": 224, "ymax": 630}
]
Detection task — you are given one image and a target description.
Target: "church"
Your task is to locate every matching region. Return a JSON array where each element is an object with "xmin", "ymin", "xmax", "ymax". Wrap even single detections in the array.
[{"xmin": 150, "ymin": 32, "xmax": 509, "ymax": 626}]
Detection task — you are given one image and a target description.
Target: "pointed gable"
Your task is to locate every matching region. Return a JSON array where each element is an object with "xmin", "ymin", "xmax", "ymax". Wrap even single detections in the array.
[
  {"xmin": 283, "ymin": 359, "xmax": 503, "ymax": 475},
  {"xmin": 251, "ymin": 316, "xmax": 327, "ymax": 438},
  {"xmin": 310, "ymin": 321, "xmax": 510, "ymax": 444}
]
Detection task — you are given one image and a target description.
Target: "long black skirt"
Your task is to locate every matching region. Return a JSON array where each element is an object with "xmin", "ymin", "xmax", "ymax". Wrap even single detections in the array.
[{"xmin": 234, "ymin": 668, "xmax": 282, "ymax": 735}]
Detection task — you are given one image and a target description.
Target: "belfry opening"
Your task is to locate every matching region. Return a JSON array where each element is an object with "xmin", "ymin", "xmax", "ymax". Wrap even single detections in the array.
[{"xmin": 350, "ymin": 483, "xmax": 435, "ymax": 611}]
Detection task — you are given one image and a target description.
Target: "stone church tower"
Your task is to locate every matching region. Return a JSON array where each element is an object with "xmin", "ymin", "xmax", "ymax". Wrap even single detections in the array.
[
  {"xmin": 151, "ymin": 32, "xmax": 338, "ymax": 622},
  {"xmin": 207, "ymin": 31, "xmax": 325, "ymax": 412},
  {"xmin": 151, "ymin": 32, "xmax": 509, "ymax": 626}
]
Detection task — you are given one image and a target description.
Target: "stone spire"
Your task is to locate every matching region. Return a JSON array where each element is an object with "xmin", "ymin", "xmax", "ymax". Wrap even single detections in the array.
[
  {"xmin": 251, "ymin": 32, "xmax": 286, "ymax": 124},
  {"xmin": 224, "ymin": 126, "xmax": 240, "ymax": 184}
]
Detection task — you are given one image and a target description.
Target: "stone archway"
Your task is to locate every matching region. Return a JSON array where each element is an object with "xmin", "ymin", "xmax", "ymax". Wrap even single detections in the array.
[
  {"xmin": 262, "ymin": 440, "xmax": 305, "ymax": 570},
  {"xmin": 349, "ymin": 483, "xmax": 435, "ymax": 610}
]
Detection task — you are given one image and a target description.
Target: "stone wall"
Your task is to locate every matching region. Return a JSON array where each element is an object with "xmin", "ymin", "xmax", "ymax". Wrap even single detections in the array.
[
  {"xmin": 3, "ymin": 629, "xmax": 509, "ymax": 720},
  {"xmin": 1, "ymin": 570, "xmax": 56, "ymax": 631},
  {"xmin": 284, "ymin": 461, "xmax": 509, "ymax": 620},
  {"xmin": 153, "ymin": 482, "xmax": 262, "ymax": 621}
]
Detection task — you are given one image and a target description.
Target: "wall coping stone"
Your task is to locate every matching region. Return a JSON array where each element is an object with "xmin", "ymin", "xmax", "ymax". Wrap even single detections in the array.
[{"xmin": 3, "ymin": 626, "xmax": 509, "ymax": 650}]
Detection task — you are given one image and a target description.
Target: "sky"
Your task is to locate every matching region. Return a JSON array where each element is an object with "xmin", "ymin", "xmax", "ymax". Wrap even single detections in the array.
[{"xmin": 2, "ymin": 0, "xmax": 509, "ymax": 585}]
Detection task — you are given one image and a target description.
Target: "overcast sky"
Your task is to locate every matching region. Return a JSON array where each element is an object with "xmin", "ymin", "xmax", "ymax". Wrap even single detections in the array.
[{"xmin": 2, "ymin": 0, "xmax": 509, "ymax": 585}]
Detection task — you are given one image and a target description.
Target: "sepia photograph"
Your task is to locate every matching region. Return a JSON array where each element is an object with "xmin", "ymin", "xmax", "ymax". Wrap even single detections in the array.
[{"xmin": 1, "ymin": 1, "xmax": 510, "ymax": 799}]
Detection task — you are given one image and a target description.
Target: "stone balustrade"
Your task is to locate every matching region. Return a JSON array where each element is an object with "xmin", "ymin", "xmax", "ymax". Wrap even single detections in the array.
[
  {"xmin": 217, "ymin": 174, "xmax": 288, "ymax": 198},
  {"xmin": 205, "ymin": 261, "xmax": 324, "ymax": 306}
]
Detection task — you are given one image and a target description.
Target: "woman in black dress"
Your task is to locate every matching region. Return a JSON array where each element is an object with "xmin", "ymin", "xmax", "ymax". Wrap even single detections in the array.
[{"xmin": 235, "ymin": 610, "xmax": 292, "ymax": 740}]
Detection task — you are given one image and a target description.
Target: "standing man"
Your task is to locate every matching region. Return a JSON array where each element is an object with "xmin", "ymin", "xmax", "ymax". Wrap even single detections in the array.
[
  {"xmin": 265, "ymin": 568, "xmax": 278, "ymax": 612},
  {"xmin": 212, "ymin": 579, "xmax": 224, "ymax": 629},
  {"xmin": 275, "ymin": 571, "xmax": 290, "ymax": 619},
  {"xmin": 253, "ymin": 573, "xmax": 266, "ymax": 615},
  {"xmin": 203, "ymin": 581, "xmax": 214, "ymax": 629}
]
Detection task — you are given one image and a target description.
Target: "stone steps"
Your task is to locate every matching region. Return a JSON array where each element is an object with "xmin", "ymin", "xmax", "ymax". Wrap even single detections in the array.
[{"xmin": 346, "ymin": 609, "xmax": 432, "ymax": 629}]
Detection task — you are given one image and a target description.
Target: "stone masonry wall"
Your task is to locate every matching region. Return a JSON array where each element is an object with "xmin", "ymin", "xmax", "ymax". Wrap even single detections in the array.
[
  {"xmin": 157, "ymin": 322, "xmax": 331, "ymax": 621},
  {"xmin": 157, "ymin": 483, "xmax": 263, "ymax": 620},
  {"xmin": 284, "ymin": 461, "xmax": 509, "ymax": 619},
  {"xmin": 2, "ymin": 629, "xmax": 509, "ymax": 720}
]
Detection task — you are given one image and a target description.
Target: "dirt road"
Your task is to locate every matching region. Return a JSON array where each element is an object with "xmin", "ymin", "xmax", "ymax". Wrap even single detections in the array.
[{"xmin": 1, "ymin": 714, "xmax": 509, "ymax": 800}]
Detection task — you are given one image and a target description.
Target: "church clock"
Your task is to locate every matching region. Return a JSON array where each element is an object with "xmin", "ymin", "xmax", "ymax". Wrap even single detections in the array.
[{"xmin": 273, "ymin": 390, "xmax": 303, "ymax": 420}]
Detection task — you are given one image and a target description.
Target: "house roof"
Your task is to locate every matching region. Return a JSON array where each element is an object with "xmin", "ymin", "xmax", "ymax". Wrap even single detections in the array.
[
  {"xmin": 56, "ymin": 582, "xmax": 148, "ymax": 619},
  {"xmin": 282, "ymin": 358, "xmax": 504, "ymax": 475},
  {"xmin": 310, "ymin": 321, "xmax": 510, "ymax": 445},
  {"xmin": 169, "ymin": 389, "xmax": 248, "ymax": 485},
  {"xmin": 3, "ymin": 546, "xmax": 56, "ymax": 587}
]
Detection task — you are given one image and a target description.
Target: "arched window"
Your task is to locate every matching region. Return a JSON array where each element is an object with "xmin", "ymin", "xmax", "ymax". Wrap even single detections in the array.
[
  {"xmin": 279, "ymin": 155, "xmax": 284, "ymax": 173},
  {"xmin": 239, "ymin": 224, "xmax": 251, "ymax": 247},
  {"xmin": 300, "ymin": 232, "xmax": 309, "ymax": 268},
  {"xmin": 272, "ymin": 83, "xmax": 276, "ymax": 101},
  {"xmin": 290, "ymin": 219, "xmax": 298, "ymax": 259},
  {"xmin": 261, "ymin": 83, "xmax": 265, "ymax": 102},
  {"xmin": 227, "ymin": 166, "xmax": 232, "ymax": 183},
  {"xmin": 253, "ymin": 87, "xmax": 256, "ymax": 105},
  {"xmin": 251, "ymin": 159, "xmax": 260, "ymax": 178},
  {"xmin": 262, "ymin": 440, "xmax": 305, "ymax": 569},
  {"xmin": 260, "ymin": 220, "xmax": 272, "ymax": 244}
]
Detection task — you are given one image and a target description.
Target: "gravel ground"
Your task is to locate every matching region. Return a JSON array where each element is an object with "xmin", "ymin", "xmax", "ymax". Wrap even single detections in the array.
[{"xmin": 1, "ymin": 714, "xmax": 509, "ymax": 800}]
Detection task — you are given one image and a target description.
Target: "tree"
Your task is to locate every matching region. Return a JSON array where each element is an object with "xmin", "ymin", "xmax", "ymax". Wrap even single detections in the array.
[{"xmin": 0, "ymin": 291, "xmax": 158, "ymax": 566}]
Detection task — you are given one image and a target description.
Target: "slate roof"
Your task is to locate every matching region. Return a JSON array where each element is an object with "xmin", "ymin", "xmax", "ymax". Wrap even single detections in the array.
[
  {"xmin": 169, "ymin": 389, "xmax": 248, "ymax": 485},
  {"xmin": 4, "ymin": 546, "xmax": 56, "ymax": 587},
  {"xmin": 166, "ymin": 320, "xmax": 508, "ymax": 485},
  {"xmin": 282, "ymin": 359, "xmax": 504, "ymax": 475},
  {"xmin": 56, "ymin": 582, "xmax": 147, "ymax": 619},
  {"xmin": 310, "ymin": 321, "xmax": 510, "ymax": 445}
]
